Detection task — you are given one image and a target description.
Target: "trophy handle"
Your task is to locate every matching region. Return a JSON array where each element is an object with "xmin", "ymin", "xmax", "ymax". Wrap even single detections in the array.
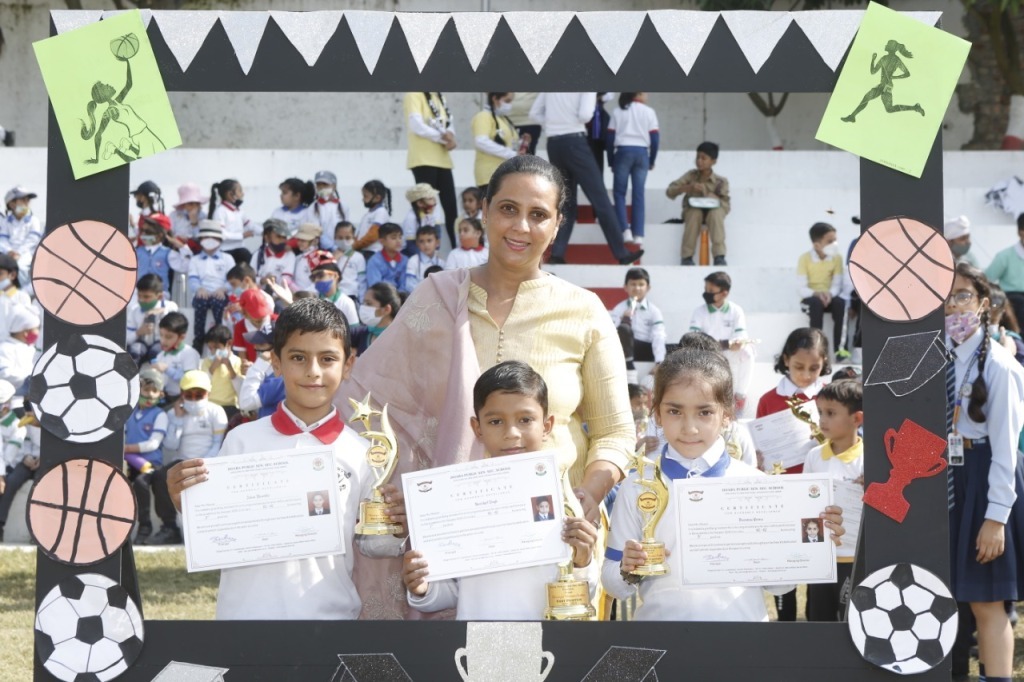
[
  {"xmin": 454, "ymin": 648, "xmax": 470, "ymax": 681},
  {"xmin": 884, "ymin": 428, "xmax": 898, "ymax": 461},
  {"xmin": 538, "ymin": 652, "xmax": 555, "ymax": 680}
]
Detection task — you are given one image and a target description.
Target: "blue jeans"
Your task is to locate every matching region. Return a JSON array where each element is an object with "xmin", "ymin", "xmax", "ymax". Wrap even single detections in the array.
[
  {"xmin": 547, "ymin": 133, "xmax": 628, "ymax": 261},
  {"xmin": 612, "ymin": 146, "xmax": 649, "ymax": 237}
]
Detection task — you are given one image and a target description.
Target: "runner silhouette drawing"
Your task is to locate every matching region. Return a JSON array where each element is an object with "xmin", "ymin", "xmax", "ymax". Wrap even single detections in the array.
[{"xmin": 842, "ymin": 40, "xmax": 925, "ymax": 123}]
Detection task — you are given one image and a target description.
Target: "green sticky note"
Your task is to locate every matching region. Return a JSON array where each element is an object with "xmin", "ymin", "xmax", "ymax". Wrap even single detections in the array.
[
  {"xmin": 815, "ymin": 3, "xmax": 969, "ymax": 178},
  {"xmin": 33, "ymin": 10, "xmax": 181, "ymax": 180}
]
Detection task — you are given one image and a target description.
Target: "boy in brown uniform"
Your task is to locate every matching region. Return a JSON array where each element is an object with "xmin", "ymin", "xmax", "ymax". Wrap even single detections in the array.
[{"xmin": 666, "ymin": 141, "xmax": 731, "ymax": 266}]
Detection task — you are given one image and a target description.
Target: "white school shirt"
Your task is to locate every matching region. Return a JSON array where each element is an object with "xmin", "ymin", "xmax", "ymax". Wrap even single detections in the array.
[
  {"xmin": 603, "ymin": 439, "xmax": 792, "ymax": 621},
  {"xmin": 0, "ymin": 212, "xmax": 43, "ymax": 258},
  {"xmin": 334, "ymin": 249, "xmax": 367, "ymax": 299},
  {"xmin": 444, "ymin": 247, "xmax": 488, "ymax": 270},
  {"xmin": 154, "ymin": 345, "xmax": 201, "ymax": 398},
  {"xmin": 948, "ymin": 327, "xmax": 1024, "ymax": 524},
  {"xmin": 237, "ymin": 355, "xmax": 271, "ymax": 413},
  {"xmin": 689, "ymin": 300, "xmax": 756, "ymax": 395},
  {"xmin": 211, "ymin": 202, "xmax": 252, "ymax": 251},
  {"xmin": 529, "ymin": 93, "xmax": 595, "ymax": 137},
  {"xmin": 405, "ymin": 252, "xmax": 443, "ymax": 292},
  {"xmin": 643, "ymin": 419, "xmax": 757, "ymax": 469},
  {"xmin": 187, "ymin": 251, "xmax": 233, "ymax": 294},
  {"xmin": 608, "ymin": 102, "xmax": 660, "ymax": 148},
  {"xmin": 310, "ymin": 199, "xmax": 350, "ymax": 250},
  {"xmin": 0, "ymin": 339, "xmax": 35, "ymax": 392},
  {"xmin": 270, "ymin": 205, "xmax": 310, "ymax": 235},
  {"xmin": 215, "ymin": 406, "xmax": 404, "ymax": 620},
  {"xmin": 0, "ymin": 410, "xmax": 26, "ymax": 470},
  {"xmin": 610, "ymin": 297, "xmax": 667, "ymax": 363},
  {"xmin": 251, "ymin": 247, "xmax": 296, "ymax": 283},
  {"xmin": 325, "ymin": 291, "xmax": 359, "ymax": 327},
  {"xmin": 125, "ymin": 299, "xmax": 179, "ymax": 346},
  {"xmin": 292, "ymin": 248, "xmax": 318, "ymax": 291},
  {"xmin": 164, "ymin": 402, "xmax": 228, "ymax": 459},
  {"xmin": 400, "ymin": 207, "xmax": 444, "ymax": 242},
  {"xmin": 170, "ymin": 209, "xmax": 199, "ymax": 241},
  {"xmin": 803, "ymin": 439, "xmax": 863, "ymax": 560},
  {"xmin": 358, "ymin": 205, "xmax": 391, "ymax": 253}
]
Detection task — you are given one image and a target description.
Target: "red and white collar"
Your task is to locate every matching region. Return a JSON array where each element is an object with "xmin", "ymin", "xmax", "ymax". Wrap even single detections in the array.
[
  {"xmin": 461, "ymin": 245, "xmax": 485, "ymax": 252},
  {"xmin": 382, "ymin": 250, "xmax": 402, "ymax": 263},
  {"xmin": 270, "ymin": 403, "xmax": 344, "ymax": 444}
]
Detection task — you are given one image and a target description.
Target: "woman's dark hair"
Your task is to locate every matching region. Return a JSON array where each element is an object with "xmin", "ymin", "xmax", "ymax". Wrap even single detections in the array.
[
  {"xmin": 208, "ymin": 179, "xmax": 240, "ymax": 219},
  {"xmin": 485, "ymin": 156, "xmax": 568, "ymax": 218},
  {"xmin": 955, "ymin": 262, "xmax": 992, "ymax": 422},
  {"xmin": 774, "ymin": 327, "xmax": 832, "ymax": 376},
  {"xmin": 988, "ymin": 284, "xmax": 1020, "ymax": 334},
  {"xmin": 280, "ymin": 178, "xmax": 315, "ymax": 207},
  {"xmin": 473, "ymin": 360, "xmax": 549, "ymax": 417},
  {"xmin": 367, "ymin": 282, "xmax": 401, "ymax": 321},
  {"xmin": 618, "ymin": 92, "xmax": 638, "ymax": 109},
  {"xmin": 652, "ymin": 348, "xmax": 734, "ymax": 420},
  {"xmin": 460, "ymin": 217, "xmax": 485, "ymax": 248},
  {"xmin": 487, "ymin": 92, "xmax": 513, "ymax": 145},
  {"xmin": 677, "ymin": 331, "xmax": 720, "ymax": 354},
  {"xmin": 362, "ymin": 179, "xmax": 393, "ymax": 215}
]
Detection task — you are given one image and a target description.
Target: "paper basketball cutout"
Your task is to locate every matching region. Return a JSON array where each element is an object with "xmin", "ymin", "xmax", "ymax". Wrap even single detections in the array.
[
  {"xmin": 28, "ymin": 459, "xmax": 137, "ymax": 566},
  {"xmin": 110, "ymin": 33, "xmax": 140, "ymax": 61},
  {"xmin": 848, "ymin": 217, "xmax": 954, "ymax": 322},
  {"xmin": 28, "ymin": 334, "xmax": 140, "ymax": 443},
  {"xmin": 35, "ymin": 573, "xmax": 144, "ymax": 682},
  {"xmin": 847, "ymin": 563, "xmax": 958, "ymax": 675},
  {"xmin": 32, "ymin": 220, "xmax": 137, "ymax": 326}
]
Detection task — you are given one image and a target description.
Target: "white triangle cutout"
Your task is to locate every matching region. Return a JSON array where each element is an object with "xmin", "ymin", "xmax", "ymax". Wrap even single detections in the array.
[
  {"xmin": 100, "ymin": 10, "xmax": 153, "ymax": 28},
  {"xmin": 451, "ymin": 12, "xmax": 501, "ymax": 71},
  {"xmin": 269, "ymin": 11, "xmax": 342, "ymax": 68},
  {"xmin": 396, "ymin": 12, "xmax": 451, "ymax": 72},
  {"xmin": 721, "ymin": 11, "xmax": 794, "ymax": 74},
  {"xmin": 793, "ymin": 11, "xmax": 863, "ymax": 71},
  {"xmin": 646, "ymin": 10, "xmax": 719, "ymax": 75},
  {"xmin": 577, "ymin": 12, "xmax": 646, "ymax": 74},
  {"xmin": 151, "ymin": 11, "xmax": 220, "ymax": 73},
  {"xmin": 344, "ymin": 11, "xmax": 396, "ymax": 74},
  {"xmin": 51, "ymin": 10, "xmax": 103, "ymax": 35},
  {"xmin": 906, "ymin": 11, "xmax": 943, "ymax": 27},
  {"xmin": 502, "ymin": 11, "xmax": 575, "ymax": 74},
  {"xmin": 219, "ymin": 12, "xmax": 270, "ymax": 74}
]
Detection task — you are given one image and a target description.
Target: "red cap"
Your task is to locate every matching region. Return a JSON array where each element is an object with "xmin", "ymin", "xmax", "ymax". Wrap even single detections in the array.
[
  {"xmin": 141, "ymin": 212, "xmax": 172, "ymax": 232},
  {"xmin": 239, "ymin": 289, "xmax": 272, "ymax": 319}
]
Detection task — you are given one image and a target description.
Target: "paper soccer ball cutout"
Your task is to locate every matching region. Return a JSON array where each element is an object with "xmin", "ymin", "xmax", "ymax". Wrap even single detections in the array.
[
  {"xmin": 35, "ymin": 573, "xmax": 144, "ymax": 682},
  {"xmin": 28, "ymin": 334, "xmax": 139, "ymax": 443},
  {"xmin": 847, "ymin": 563, "xmax": 958, "ymax": 675}
]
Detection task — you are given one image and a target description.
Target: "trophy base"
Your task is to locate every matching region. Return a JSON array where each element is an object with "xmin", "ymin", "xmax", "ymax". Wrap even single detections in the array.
[
  {"xmin": 630, "ymin": 540, "xmax": 669, "ymax": 576},
  {"xmin": 355, "ymin": 499, "xmax": 403, "ymax": 536},
  {"xmin": 544, "ymin": 578, "xmax": 596, "ymax": 621}
]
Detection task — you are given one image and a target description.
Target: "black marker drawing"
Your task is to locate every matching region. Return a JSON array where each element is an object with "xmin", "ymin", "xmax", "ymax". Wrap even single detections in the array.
[
  {"xmin": 79, "ymin": 33, "xmax": 166, "ymax": 165},
  {"xmin": 842, "ymin": 40, "xmax": 925, "ymax": 123}
]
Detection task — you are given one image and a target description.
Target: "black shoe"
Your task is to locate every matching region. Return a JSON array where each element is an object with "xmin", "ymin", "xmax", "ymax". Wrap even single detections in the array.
[
  {"xmin": 713, "ymin": 256, "xmax": 727, "ymax": 266},
  {"xmin": 0, "ymin": 524, "xmax": 4, "ymax": 543},
  {"xmin": 149, "ymin": 526, "xmax": 182, "ymax": 545},
  {"xmin": 618, "ymin": 250, "xmax": 644, "ymax": 265},
  {"xmin": 547, "ymin": 255, "xmax": 566, "ymax": 265},
  {"xmin": 134, "ymin": 525, "xmax": 152, "ymax": 545},
  {"xmin": 680, "ymin": 257, "xmax": 695, "ymax": 266}
]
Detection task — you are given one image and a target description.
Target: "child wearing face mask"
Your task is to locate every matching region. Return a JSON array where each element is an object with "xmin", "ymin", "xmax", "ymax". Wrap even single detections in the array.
[
  {"xmin": 332, "ymin": 222, "xmax": 367, "ymax": 302},
  {"xmin": 354, "ymin": 180, "xmax": 392, "ymax": 255},
  {"xmin": 688, "ymin": 271, "xmax": 755, "ymax": 415},
  {"xmin": 310, "ymin": 171, "xmax": 348, "ymax": 251},
  {"xmin": 403, "ymin": 183, "xmax": 443, "ymax": 256},
  {"xmin": 152, "ymin": 312, "xmax": 201, "ymax": 404},
  {"xmin": 0, "ymin": 253, "xmax": 33, "ymax": 334},
  {"xmin": 201, "ymin": 325, "xmax": 242, "ymax": 420},
  {"xmin": 252, "ymin": 219, "xmax": 296, "ymax": 303},
  {"xmin": 352, "ymin": 282, "xmax": 401, "ymax": 355},
  {"xmin": 236, "ymin": 326, "xmax": 284, "ymax": 418},
  {"xmin": 1, "ymin": 187, "xmax": 43, "ymax": 287},
  {"xmin": 0, "ymin": 306, "xmax": 40, "ymax": 399},
  {"xmin": 444, "ymin": 218, "xmax": 488, "ymax": 271},
  {"xmin": 127, "ymin": 274, "xmax": 178, "ymax": 365},
  {"xmin": 292, "ymin": 223, "xmax": 324, "ymax": 292},
  {"xmin": 230, "ymin": 287, "xmax": 275, "ymax": 365},
  {"xmin": 188, "ymin": 221, "xmax": 234, "ymax": 351},
  {"xmin": 209, "ymin": 178, "xmax": 254, "ymax": 264},
  {"xmin": 309, "ymin": 255, "xmax": 359, "ymax": 327},
  {"xmin": 471, "ymin": 93, "xmax": 520, "ymax": 191},
  {"xmin": 149, "ymin": 370, "xmax": 228, "ymax": 545},
  {"xmin": 798, "ymin": 222, "xmax": 848, "ymax": 360},
  {"xmin": 125, "ymin": 369, "xmax": 169, "ymax": 545},
  {"xmin": 136, "ymin": 214, "xmax": 173, "ymax": 293}
]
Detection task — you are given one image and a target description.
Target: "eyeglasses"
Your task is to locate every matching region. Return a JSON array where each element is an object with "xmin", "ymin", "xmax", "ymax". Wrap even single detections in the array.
[{"xmin": 946, "ymin": 291, "xmax": 975, "ymax": 305}]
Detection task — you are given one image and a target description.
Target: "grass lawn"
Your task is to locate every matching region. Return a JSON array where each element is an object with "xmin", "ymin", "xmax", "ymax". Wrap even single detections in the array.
[{"xmin": 1, "ymin": 549, "xmax": 1023, "ymax": 680}]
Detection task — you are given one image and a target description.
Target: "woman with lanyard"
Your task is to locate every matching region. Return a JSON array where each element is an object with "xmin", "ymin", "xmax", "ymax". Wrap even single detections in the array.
[
  {"xmin": 403, "ymin": 92, "xmax": 459, "ymax": 250},
  {"xmin": 471, "ymin": 93, "xmax": 523, "ymax": 191}
]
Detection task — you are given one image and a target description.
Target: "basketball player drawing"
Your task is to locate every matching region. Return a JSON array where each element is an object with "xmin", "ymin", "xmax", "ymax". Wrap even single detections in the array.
[
  {"xmin": 79, "ymin": 33, "xmax": 166, "ymax": 165},
  {"xmin": 841, "ymin": 40, "xmax": 925, "ymax": 123}
]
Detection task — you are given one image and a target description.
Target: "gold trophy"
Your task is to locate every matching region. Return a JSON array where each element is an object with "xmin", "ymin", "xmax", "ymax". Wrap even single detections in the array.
[
  {"xmin": 630, "ymin": 422, "xmax": 669, "ymax": 576},
  {"xmin": 349, "ymin": 393, "xmax": 402, "ymax": 535},
  {"xmin": 786, "ymin": 395, "xmax": 827, "ymax": 445},
  {"xmin": 544, "ymin": 480, "xmax": 597, "ymax": 621}
]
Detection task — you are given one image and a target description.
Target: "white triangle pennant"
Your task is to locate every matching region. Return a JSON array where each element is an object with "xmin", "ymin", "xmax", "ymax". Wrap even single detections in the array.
[
  {"xmin": 219, "ymin": 12, "xmax": 270, "ymax": 75},
  {"xmin": 451, "ymin": 12, "xmax": 501, "ymax": 71},
  {"xmin": 721, "ymin": 11, "xmax": 794, "ymax": 74},
  {"xmin": 152, "ymin": 11, "xmax": 220, "ymax": 73},
  {"xmin": 396, "ymin": 12, "xmax": 451, "ymax": 72},
  {"xmin": 344, "ymin": 10, "xmax": 396, "ymax": 74},
  {"xmin": 502, "ymin": 11, "xmax": 575, "ymax": 74},
  {"xmin": 646, "ymin": 10, "xmax": 718, "ymax": 75},
  {"xmin": 50, "ymin": 10, "xmax": 103, "ymax": 35},
  {"xmin": 269, "ymin": 10, "xmax": 343, "ymax": 68},
  {"xmin": 905, "ymin": 11, "xmax": 943, "ymax": 27},
  {"xmin": 101, "ymin": 9, "xmax": 152, "ymax": 28},
  {"xmin": 577, "ymin": 12, "xmax": 646, "ymax": 74},
  {"xmin": 793, "ymin": 11, "xmax": 863, "ymax": 71}
]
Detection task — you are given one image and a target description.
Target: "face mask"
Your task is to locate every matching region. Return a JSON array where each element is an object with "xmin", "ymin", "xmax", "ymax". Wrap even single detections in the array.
[
  {"xmin": 314, "ymin": 280, "xmax": 334, "ymax": 297},
  {"xmin": 822, "ymin": 244, "xmax": 839, "ymax": 258},
  {"xmin": 318, "ymin": 188, "xmax": 334, "ymax": 200},
  {"xmin": 135, "ymin": 200, "xmax": 146, "ymax": 209},
  {"xmin": 0, "ymin": 278, "xmax": 11, "ymax": 291},
  {"xmin": 232, "ymin": 286, "xmax": 245, "ymax": 298},
  {"xmin": 360, "ymin": 304, "xmax": 383, "ymax": 327},
  {"xmin": 139, "ymin": 395, "xmax": 160, "ymax": 409},
  {"xmin": 363, "ymin": 200, "xmax": 375, "ymax": 209},
  {"xmin": 269, "ymin": 242, "xmax": 288, "ymax": 255},
  {"xmin": 945, "ymin": 310, "xmax": 981, "ymax": 344},
  {"xmin": 23, "ymin": 331, "xmax": 39, "ymax": 346},
  {"xmin": 337, "ymin": 238, "xmax": 354, "ymax": 252},
  {"xmin": 13, "ymin": 205, "xmax": 28, "ymax": 218},
  {"xmin": 182, "ymin": 399, "xmax": 206, "ymax": 415},
  {"xmin": 495, "ymin": 102, "xmax": 513, "ymax": 116},
  {"xmin": 141, "ymin": 234, "xmax": 159, "ymax": 246},
  {"xmin": 215, "ymin": 348, "xmax": 229, "ymax": 359},
  {"xmin": 701, "ymin": 292, "xmax": 717, "ymax": 305},
  {"xmin": 233, "ymin": 198, "xmax": 244, "ymax": 208},
  {"xmin": 200, "ymin": 238, "xmax": 220, "ymax": 252},
  {"xmin": 951, "ymin": 242, "xmax": 970, "ymax": 257},
  {"xmin": 139, "ymin": 298, "xmax": 159, "ymax": 312}
]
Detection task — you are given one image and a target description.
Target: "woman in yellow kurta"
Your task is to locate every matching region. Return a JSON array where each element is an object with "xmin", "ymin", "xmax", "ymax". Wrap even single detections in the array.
[
  {"xmin": 471, "ymin": 92, "xmax": 521, "ymax": 189},
  {"xmin": 338, "ymin": 155, "xmax": 634, "ymax": 619},
  {"xmin": 403, "ymin": 92, "xmax": 458, "ymax": 250}
]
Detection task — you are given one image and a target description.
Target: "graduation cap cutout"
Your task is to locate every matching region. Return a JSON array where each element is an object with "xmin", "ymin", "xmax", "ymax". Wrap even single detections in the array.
[
  {"xmin": 329, "ymin": 654, "xmax": 413, "ymax": 682},
  {"xmin": 581, "ymin": 646, "xmax": 666, "ymax": 682},
  {"xmin": 865, "ymin": 330, "xmax": 951, "ymax": 397},
  {"xmin": 151, "ymin": 661, "xmax": 229, "ymax": 682}
]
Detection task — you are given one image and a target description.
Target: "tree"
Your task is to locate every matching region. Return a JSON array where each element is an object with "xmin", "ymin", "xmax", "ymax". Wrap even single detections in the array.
[{"xmin": 959, "ymin": 0, "xmax": 1024, "ymax": 148}]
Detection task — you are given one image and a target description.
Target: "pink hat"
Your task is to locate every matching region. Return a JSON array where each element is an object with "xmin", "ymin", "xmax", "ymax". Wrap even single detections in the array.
[{"xmin": 174, "ymin": 182, "xmax": 209, "ymax": 209}]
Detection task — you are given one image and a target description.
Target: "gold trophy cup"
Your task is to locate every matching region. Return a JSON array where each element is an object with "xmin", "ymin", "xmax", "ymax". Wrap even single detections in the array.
[
  {"xmin": 631, "ymin": 449, "xmax": 670, "ymax": 577},
  {"xmin": 349, "ymin": 393, "xmax": 402, "ymax": 535},
  {"xmin": 544, "ymin": 481, "xmax": 596, "ymax": 621},
  {"xmin": 786, "ymin": 396, "xmax": 827, "ymax": 445}
]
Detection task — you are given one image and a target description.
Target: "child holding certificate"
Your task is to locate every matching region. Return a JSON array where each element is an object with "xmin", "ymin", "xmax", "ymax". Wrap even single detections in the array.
[
  {"xmin": 402, "ymin": 361, "xmax": 598, "ymax": 620},
  {"xmin": 802, "ymin": 379, "xmax": 863, "ymax": 622},
  {"xmin": 603, "ymin": 349, "xmax": 846, "ymax": 621},
  {"xmin": 164, "ymin": 298, "xmax": 406, "ymax": 620}
]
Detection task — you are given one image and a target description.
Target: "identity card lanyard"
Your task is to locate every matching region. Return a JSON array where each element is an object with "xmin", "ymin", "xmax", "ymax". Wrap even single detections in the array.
[{"xmin": 948, "ymin": 349, "xmax": 980, "ymax": 467}]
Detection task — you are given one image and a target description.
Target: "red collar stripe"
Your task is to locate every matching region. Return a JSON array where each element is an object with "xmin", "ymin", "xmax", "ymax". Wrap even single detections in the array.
[{"xmin": 270, "ymin": 405, "xmax": 345, "ymax": 444}]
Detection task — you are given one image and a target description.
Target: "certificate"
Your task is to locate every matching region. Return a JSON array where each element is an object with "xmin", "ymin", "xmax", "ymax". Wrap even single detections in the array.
[
  {"xmin": 747, "ymin": 401, "xmax": 820, "ymax": 469},
  {"xmin": 833, "ymin": 479, "xmax": 864, "ymax": 553},
  {"xmin": 401, "ymin": 451, "xmax": 566, "ymax": 581},
  {"xmin": 675, "ymin": 473, "xmax": 836, "ymax": 588},
  {"xmin": 182, "ymin": 446, "xmax": 344, "ymax": 572}
]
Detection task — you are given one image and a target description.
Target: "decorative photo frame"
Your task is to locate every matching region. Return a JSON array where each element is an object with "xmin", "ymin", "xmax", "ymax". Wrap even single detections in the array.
[{"xmin": 36, "ymin": 9, "xmax": 950, "ymax": 681}]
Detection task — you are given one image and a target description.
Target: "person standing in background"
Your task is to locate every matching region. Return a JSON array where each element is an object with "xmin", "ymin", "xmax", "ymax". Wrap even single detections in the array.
[
  {"xmin": 507, "ymin": 92, "xmax": 540, "ymax": 156},
  {"xmin": 403, "ymin": 92, "xmax": 458, "ymax": 250}
]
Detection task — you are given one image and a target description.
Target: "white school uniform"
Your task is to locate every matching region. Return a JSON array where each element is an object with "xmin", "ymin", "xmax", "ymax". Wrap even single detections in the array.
[
  {"xmin": 292, "ymin": 248, "xmax": 318, "ymax": 292},
  {"xmin": 251, "ymin": 247, "xmax": 296, "ymax": 284},
  {"xmin": 211, "ymin": 202, "xmax": 253, "ymax": 252},
  {"xmin": 803, "ymin": 439, "xmax": 863, "ymax": 561},
  {"xmin": 0, "ymin": 338, "xmax": 36, "ymax": 392},
  {"xmin": 405, "ymin": 252, "xmax": 443, "ymax": 292},
  {"xmin": 270, "ymin": 205, "xmax": 310, "ymax": 235},
  {"xmin": 689, "ymin": 300, "xmax": 756, "ymax": 397},
  {"xmin": 125, "ymin": 299, "xmax": 179, "ymax": 347},
  {"xmin": 357, "ymin": 204, "xmax": 391, "ymax": 253},
  {"xmin": 334, "ymin": 248, "xmax": 367, "ymax": 300},
  {"xmin": 608, "ymin": 101, "xmax": 660, "ymax": 149},
  {"xmin": 164, "ymin": 402, "xmax": 228, "ymax": 460},
  {"xmin": 187, "ymin": 251, "xmax": 233, "ymax": 295},
  {"xmin": 611, "ymin": 297, "xmax": 667, "ymax": 363},
  {"xmin": 400, "ymin": 208, "xmax": 444, "ymax": 243},
  {"xmin": 444, "ymin": 247, "xmax": 488, "ymax": 270},
  {"xmin": 215, "ymin": 405, "xmax": 404, "ymax": 620},
  {"xmin": 310, "ymin": 198, "xmax": 350, "ymax": 250},
  {"xmin": 0, "ymin": 212, "xmax": 43, "ymax": 286},
  {"xmin": 153, "ymin": 345, "xmax": 201, "ymax": 399}
]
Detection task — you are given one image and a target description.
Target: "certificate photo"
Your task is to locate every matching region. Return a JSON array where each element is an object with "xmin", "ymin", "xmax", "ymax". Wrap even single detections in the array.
[{"xmin": 308, "ymin": 490, "xmax": 331, "ymax": 516}]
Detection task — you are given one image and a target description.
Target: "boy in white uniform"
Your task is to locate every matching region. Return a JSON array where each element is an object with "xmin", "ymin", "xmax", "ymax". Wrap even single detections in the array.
[
  {"xmin": 403, "ymin": 360, "xmax": 597, "ymax": 620},
  {"xmin": 610, "ymin": 267, "xmax": 666, "ymax": 382},
  {"xmin": 165, "ymin": 299, "xmax": 405, "ymax": 619},
  {"xmin": 1, "ymin": 187, "xmax": 43, "ymax": 288}
]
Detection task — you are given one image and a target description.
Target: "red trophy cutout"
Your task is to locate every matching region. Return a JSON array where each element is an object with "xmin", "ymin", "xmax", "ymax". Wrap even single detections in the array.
[{"xmin": 863, "ymin": 418, "xmax": 949, "ymax": 523}]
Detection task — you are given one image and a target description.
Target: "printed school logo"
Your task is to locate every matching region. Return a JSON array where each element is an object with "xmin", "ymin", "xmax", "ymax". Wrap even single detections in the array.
[
  {"xmin": 417, "ymin": 481, "xmax": 433, "ymax": 493},
  {"xmin": 688, "ymin": 490, "xmax": 704, "ymax": 502},
  {"xmin": 312, "ymin": 457, "xmax": 324, "ymax": 472},
  {"xmin": 534, "ymin": 462, "xmax": 548, "ymax": 477},
  {"xmin": 808, "ymin": 484, "xmax": 822, "ymax": 499}
]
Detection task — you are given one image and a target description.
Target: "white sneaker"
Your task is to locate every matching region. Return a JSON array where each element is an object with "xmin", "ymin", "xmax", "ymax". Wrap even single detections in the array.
[
  {"xmin": 622, "ymin": 229, "xmax": 634, "ymax": 243},
  {"xmin": 634, "ymin": 236, "xmax": 644, "ymax": 246}
]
